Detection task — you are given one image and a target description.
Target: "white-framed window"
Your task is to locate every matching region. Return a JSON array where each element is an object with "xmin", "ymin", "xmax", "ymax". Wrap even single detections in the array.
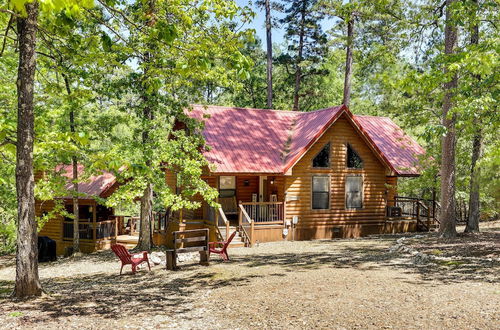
[
  {"xmin": 346, "ymin": 175, "xmax": 363, "ymax": 209},
  {"xmin": 312, "ymin": 176, "xmax": 330, "ymax": 210},
  {"xmin": 219, "ymin": 176, "xmax": 236, "ymax": 198}
]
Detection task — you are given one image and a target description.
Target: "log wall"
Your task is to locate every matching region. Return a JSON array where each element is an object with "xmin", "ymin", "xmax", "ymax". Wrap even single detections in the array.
[{"xmin": 284, "ymin": 114, "xmax": 391, "ymax": 239}]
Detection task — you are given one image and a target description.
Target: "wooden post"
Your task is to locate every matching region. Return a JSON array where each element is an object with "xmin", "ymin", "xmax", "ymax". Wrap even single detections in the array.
[
  {"xmin": 416, "ymin": 201, "xmax": 420, "ymax": 229},
  {"xmin": 250, "ymin": 220, "xmax": 255, "ymax": 247},
  {"xmin": 238, "ymin": 202, "xmax": 242, "ymax": 228},
  {"xmin": 283, "ymin": 193, "xmax": 287, "ymax": 225},
  {"xmin": 426, "ymin": 202, "xmax": 431, "ymax": 231},
  {"xmin": 92, "ymin": 201, "xmax": 97, "ymax": 242},
  {"xmin": 114, "ymin": 216, "xmax": 118, "ymax": 241},
  {"xmin": 225, "ymin": 218, "xmax": 229, "ymax": 241}
]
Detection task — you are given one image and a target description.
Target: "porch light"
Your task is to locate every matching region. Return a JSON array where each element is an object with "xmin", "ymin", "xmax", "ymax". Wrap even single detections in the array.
[
  {"xmin": 244, "ymin": 180, "xmax": 250, "ymax": 186},
  {"xmin": 270, "ymin": 178, "xmax": 275, "ymax": 185}
]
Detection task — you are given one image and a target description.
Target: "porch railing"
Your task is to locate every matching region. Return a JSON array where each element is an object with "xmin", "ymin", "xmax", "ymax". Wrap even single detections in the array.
[
  {"xmin": 240, "ymin": 202, "xmax": 284, "ymax": 224},
  {"xmin": 63, "ymin": 221, "xmax": 93, "ymax": 240},
  {"xmin": 96, "ymin": 219, "xmax": 117, "ymax": 239},
  {"xmin": 63, "ymin": 218, "xmax": 117, "ymax": 240}
]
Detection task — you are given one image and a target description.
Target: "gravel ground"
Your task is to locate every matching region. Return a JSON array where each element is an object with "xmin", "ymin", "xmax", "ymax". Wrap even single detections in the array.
[{"xmin": 0, "ymin": 221, "xmax": 498, "ymax": 329}]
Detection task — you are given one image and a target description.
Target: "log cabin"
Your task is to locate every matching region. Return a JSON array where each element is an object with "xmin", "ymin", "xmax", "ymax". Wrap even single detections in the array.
[
  {"xmin": 35, "ymin": 165, "xmax": 132, "ymax": 255},
  {"xmin": 38, "ymin": 104, "xmax": 438, "ymax": 254},
  {"xmin": 155, "ymin": 104, "xmax": 439, "ymax": 247}
]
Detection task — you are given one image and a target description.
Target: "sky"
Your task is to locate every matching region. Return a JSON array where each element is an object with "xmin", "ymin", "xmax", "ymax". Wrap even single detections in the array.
[{"xmin": 235, "ymin": 0, "xmax": 335, "ymax": 49}]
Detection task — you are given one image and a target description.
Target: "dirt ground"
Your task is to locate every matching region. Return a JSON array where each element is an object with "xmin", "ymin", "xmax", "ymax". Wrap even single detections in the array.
[{"xmin": 0, "ymin": 221, "xmax": 498, "ymax": 329}]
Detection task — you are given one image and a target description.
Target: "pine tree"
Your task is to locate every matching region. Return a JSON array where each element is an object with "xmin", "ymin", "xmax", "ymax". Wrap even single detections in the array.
[{"xmin": 278, "ymin": 0, "xmax": 328, "ymax": 111}]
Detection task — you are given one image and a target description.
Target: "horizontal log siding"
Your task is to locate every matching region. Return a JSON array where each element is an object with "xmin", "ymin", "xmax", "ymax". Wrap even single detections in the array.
[
  {"xmin": 386, "ymin": 176, "xmax": 398, "ymax": 207},
  {"xmin": 267, "ymin": 176, "xmax": 285, "ymax": 202},
  {"xmin": 36, "ymin": 200, "xmax": 62, "ymax": 250},
  {"xmin": 236, "ymin": 176, "xmax": 258, "ymax": 202},
  {"xmin": 285, "ymin": 114, "xmax": 389, "ymax": 238}
]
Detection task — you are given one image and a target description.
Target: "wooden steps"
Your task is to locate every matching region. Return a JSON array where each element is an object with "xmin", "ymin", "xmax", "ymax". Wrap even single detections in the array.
[{"xmin": 218, "ymin": 226, "xmax": 246, "ymax": 248}]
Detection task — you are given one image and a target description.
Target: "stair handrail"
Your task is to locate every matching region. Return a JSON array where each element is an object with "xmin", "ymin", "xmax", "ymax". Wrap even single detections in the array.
[
  {"xmin": 239, "ymin": 204, "xmax": 254, "ymax": 247},
  {"xmin": 216, "ymin": 207, "xmax": 230, "ymax": 241}
]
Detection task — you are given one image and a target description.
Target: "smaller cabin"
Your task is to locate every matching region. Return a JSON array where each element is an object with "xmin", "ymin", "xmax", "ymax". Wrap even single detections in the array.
[{"xmin": 36, "ymin": 165, "xmax": 130, "ymax": 255}]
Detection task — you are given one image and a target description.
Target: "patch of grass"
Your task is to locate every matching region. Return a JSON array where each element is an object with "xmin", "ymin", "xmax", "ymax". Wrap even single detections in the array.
[
  {"xmin": 436, "ymin": 260, "xmax": 465, "ymax": 266},
  {"xmin": 430, "ymin": 249, "xmax": 444, "ymax": 256},
  {"xmin": 9, "ymin": 312, "xmax": 23, "ymax": 317}
]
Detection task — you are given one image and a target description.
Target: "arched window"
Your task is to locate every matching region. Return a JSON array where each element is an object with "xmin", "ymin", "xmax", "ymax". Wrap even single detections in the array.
[
  {"xmin": 347, "ymin": 144, "xmax": 363, "ymax": 169},
  {"xmin": 312, "ymin": 143, "xmax": 330, "ymax": 168}
]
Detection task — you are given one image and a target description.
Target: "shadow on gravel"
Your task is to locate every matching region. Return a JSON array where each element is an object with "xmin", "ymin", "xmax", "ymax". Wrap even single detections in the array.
[
  {"xmin": 1, "ymin": 266, "xmax": 260, "ymax": 324},
  {"xmin": 227, "ymin": 232, "xmax": 499, "ymax": 285},
  {"xmin": 1, "ymin": 230, "xmax": 497, "ymax": 323}
]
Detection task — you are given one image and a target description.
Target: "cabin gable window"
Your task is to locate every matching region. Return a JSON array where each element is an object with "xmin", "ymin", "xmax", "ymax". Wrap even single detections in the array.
[
  {"xmin": 347, "ymin": 144, "xmax": 363, "ymax": 169},
  {"xmin": 345, "ymin": 175, "xmax": 363, "ymax": 209},
  {"xmin": 312, "ymin": 143, "xmax": 330, "ymax": 168},
  {"xmin": 312, "ymin": 176, "xmax": 330, "ymax": 210},
  {"xmin": 219, "ymin": 176, "xmax": 236, "ymax": 198}
]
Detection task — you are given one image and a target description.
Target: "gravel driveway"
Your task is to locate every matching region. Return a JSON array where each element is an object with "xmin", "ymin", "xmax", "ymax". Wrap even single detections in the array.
[{"xmin": 0, "ymin": 222, "xmax": 498, "ymax": 329}]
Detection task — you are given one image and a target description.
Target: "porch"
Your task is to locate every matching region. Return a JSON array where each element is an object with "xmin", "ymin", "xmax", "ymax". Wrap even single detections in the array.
[{"xmin": 62, "ymin": 215, "xmax": 139, "ymax": 253}]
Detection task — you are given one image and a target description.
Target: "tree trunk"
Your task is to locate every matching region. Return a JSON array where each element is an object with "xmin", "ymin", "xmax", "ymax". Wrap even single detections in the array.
[
  {"xmin": 465, "ymin": 0, "xmax": 481, "ymax": 233},
  {"xmin": 136, "ymin": 0, "xmax": 156, "ymax": 252},
  {"xmin": 137, "ymin": 183, "xmax": 153, "ymax": 251},
  {"xmin": 439, "ymin": 0, "xmax": 458, "ymax": 238},
  {"xmin": 342, "ymin": 17, "xmax": 354, "ymax": 107},
  {"xmin": 64, "ymin": 75, "xmax": 80, "ymax": 253},
  {"xmin": 465, "ymin": 125, "xmax": 482, "ymax": 234},
  {"xmin": 137, "ymin": 94, "xmax": 154, "ymax": 251},
  {"xmin": 14, "ymin": 0, "xmax": 42, "ymax": 298},
  {"xmin": 292, "ymin": 1, "xmax": 307, "ymax": 111},
  {"xmin": 265, "ymin": 0, "xmax": 273, "ymax": 109}
]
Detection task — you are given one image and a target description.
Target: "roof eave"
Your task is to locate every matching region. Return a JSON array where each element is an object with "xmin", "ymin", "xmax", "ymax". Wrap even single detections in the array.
[{"xmin": 282, "ymin": 105, "xmax": 347, "ymax": 174}]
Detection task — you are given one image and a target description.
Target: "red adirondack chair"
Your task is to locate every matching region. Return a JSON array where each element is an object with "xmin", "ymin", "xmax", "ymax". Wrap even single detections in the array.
[
  {"xmin": 111, "ymin": 244, "xmax": 151, "ymax": 275},
  {"xmin": 209, "ymin": 231, "xmax": 237, "ymax": 261}
]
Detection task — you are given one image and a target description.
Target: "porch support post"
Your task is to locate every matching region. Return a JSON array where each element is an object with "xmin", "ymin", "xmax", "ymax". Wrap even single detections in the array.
[
  {"xmin": 92, "ymin": 201, "xmax": 97, "ymax": 243},
  {"xmin": 283, "ymin": 192, "xmax": 287, "ymax": 225},
  {"xmin": 238, "ymin": 201, "xmax": 242, "ymax": 228},
  {"xmin": 250, "ymin": 220, "xmax": 255, "ymax": 247},
  {"xmin": 115, "ymin": 216, "xmax": 118, "ymax": 241}
]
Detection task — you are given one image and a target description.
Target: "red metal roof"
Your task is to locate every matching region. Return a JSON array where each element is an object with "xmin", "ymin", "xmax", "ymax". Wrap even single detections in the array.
[
  {"xmin": 188, "ymin": 105, "xmax": 426, "ymax": 176},
  {"xmin": 354, "ymin": 115, "xmax": 425, "ymax": 176},
  {"xmin": 55, "ymin": 164, "xmax": 117, "ymax": 199}
]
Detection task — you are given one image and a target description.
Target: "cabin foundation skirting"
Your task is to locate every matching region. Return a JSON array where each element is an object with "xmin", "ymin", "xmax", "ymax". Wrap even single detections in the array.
[
  {"xmin": 290, "ymin": 221, "xmax": 417, "ymax": 240},
  {"xmin": 250, "ymin": 220, "xmax": 419, "ymax": 244}
]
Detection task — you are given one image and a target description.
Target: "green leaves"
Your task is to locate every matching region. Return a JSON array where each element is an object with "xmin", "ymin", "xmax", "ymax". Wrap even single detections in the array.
[
  {"xmin": 101, "ymin": 32, "xmax": 112, "ymax": 52},
  {"xmin": 156, "ymin": 21, "xmax": 178, "ymax": 44}
]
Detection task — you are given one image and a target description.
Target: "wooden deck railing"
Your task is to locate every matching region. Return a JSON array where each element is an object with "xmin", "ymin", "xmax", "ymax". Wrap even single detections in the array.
[
  {"xmin": 239, "ymin": 204, "xmax": 254, "ymax": 247},
  {"xmin": 63, "ymin": 221, "xmax": 93, "ymax": 240},
  {"xmin": 240, "ymin": 202, "xmax": 284, "ymax": 224},
  {"xmin": 63, "ymin": 218, "xmax": 118, "ymax": 240},
  {"xmin": 389, "ymin": 196, "xmax": 441, "ymax": 231},
  {"xmin": 96, "ymin": 219, "xmax": 117, "ymax": 239}
]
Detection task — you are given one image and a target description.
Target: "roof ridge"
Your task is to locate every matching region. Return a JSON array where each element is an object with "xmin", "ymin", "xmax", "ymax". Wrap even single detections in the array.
[
  {"xmin": 354, "ymin": 114, "xmax": 391, "ymax": 119},
  {"xmin": 190, "ymin": 104, "xmax": 296, "ymax": 113},
  {"xmin": 190, "ymin": 104, "xmax": 344, "ymax": 115}
]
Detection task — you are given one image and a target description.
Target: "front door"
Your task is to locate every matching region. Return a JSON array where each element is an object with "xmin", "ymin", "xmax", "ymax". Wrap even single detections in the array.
[{"xmin": 259, "ymin": 176, "xmax": 267, "ymax": 202}]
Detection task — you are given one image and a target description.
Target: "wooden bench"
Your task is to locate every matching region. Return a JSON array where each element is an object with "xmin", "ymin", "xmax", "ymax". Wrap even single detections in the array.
[{"xmin": 166, "ymin": 229, "xmax": 210, "ymax": 270}]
